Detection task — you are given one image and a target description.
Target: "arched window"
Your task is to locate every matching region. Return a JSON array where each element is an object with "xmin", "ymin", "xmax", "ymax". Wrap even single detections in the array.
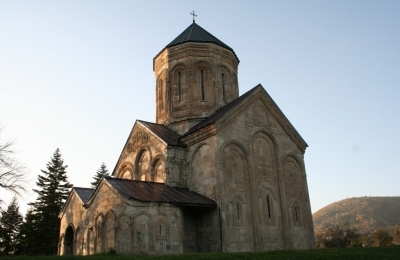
[
  {"xmin": 266, "ymin": 195, "xmax": 271, "ymax": 218},
  {"xmin": 158, "ymin": 79, "xmax": 164, "ymax": 112},
  {"xmin": 159, "ymin": 221, "xmax": 164, "ymax": 236},
  {"xmin": 156, "ymin": 218, "xmax": 166, "ymax": 241},
  {"xmin": 95, "ymin": 217, "xmax": 103, "ymax": 253},
  {"xmin": 222, "ymin": 73, "xmax": 226, "ymax": 101},
  {"xmin": 154, "ymin": 161, "xmax": 165, "ymax": 183},
  {"xmin": 65, "ymin": 226, "xmax": 74, "ymax": 255},
  {"xmin": 76, "ymin": 228, "xmax": 83, "ymax": 255},
  {"xmin": 200, "ymin": 69, "xmax": 205, "ymax": 100},
  {"xmin": 122, "ymin": 169, "xmax": 131, "ymax": 179},
  {"xmin": 291, "ymin": 200, "xmax": 302, "ymax": 226},
  {"xmin": 236, "ymin": 201, "xmax": 241, "ymax": 220},
  {"xmin": 232, "ymin": 196, "xmax": 245, "ymax": 226},
  {"xmin": 259, "ymin": 187, "xmax": 275, "ymax": 226},
  {"xmin": 138, "ymin": 152, "xmax": 150, "ymax": 181},
  {"xmin": 178, "ymin": 71, "xmax": 182, "ymax": 102},
  {"xmin": 86, "ymin": 230, "xmax": 91, "ymax": 255},
  {"xmin": 118, "ymin": 163, "xmax": 133, "ymax": 180}
]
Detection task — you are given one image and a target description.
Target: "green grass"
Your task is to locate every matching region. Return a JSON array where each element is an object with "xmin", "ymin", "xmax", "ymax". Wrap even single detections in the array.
[{"xmin": 10, "ymin": 246, "xmax": 400, "ymax": 260}]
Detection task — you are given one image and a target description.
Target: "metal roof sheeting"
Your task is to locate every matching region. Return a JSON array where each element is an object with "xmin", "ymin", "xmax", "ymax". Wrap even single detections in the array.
[
  {"xmin": 105, "ymin": 177, "xmax": 216, "ymax": 207},
  {"xmin": 165, "ymin": 22, "xmax": 239, "ymax": 62},
  {"xmin": 73, "ymin": 187, "xmax": 95, "ymax": 203},
  {"xmin": 138, "ymin": 120, "xmax": 186, "ymax": 147}
]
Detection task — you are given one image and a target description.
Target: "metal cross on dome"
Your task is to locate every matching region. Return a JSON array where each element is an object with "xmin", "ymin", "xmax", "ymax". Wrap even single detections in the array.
[{"xmin": 190, "ymin": 11, "xmax": 197, "ymax": 23}]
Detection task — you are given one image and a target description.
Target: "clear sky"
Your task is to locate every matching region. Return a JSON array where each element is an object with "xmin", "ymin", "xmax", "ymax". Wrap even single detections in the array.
[{"xmin": 1, "ymin": 0, "xmax": 399, "ymax": 215}]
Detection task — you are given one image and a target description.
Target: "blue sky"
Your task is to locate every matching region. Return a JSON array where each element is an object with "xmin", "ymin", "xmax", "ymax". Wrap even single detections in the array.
[{"xmin": 1, "ymin": 1, "xmax": 399, "ymax": 214}]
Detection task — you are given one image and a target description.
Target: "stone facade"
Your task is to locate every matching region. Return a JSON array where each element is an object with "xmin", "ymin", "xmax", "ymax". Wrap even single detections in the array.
[
  {"xmin": 154, "ymin": 42, "xmax": 239, "ymax": 134},
  {"xmin": 58, "ymin": 22, "xmax": 315, "ymax": 255}
]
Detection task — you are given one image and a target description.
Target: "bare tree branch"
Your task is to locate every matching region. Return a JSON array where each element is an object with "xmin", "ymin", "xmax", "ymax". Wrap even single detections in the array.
[{"xmin": 0, "ymin": 125, "xmax": 27, "ymax": 204}]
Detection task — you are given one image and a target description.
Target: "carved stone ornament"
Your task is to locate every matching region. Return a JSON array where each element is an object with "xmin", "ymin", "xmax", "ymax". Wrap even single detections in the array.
[
  {"xmin": 132, "ymin": 130, "xmax": 150, "ymax": 146},
  {"xmin": 142, "ymin": 133, "xmax": 149, "ymax": 144},
  {"xmin": 253, "ymin": 102, "xmax": 269, "ymax": 126},
  {"xmin": 245, "ymin": 110, "xmax": 254, "ymax": 127},
  {"xmin": 127, "ymin": 143, "xmax": 133, "ymax": 153}
]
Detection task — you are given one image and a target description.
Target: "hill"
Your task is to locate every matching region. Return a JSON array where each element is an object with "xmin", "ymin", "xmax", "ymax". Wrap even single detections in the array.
[{"xmin": 312, "ymin": 196, "xmax": 400, "ymax": 232}]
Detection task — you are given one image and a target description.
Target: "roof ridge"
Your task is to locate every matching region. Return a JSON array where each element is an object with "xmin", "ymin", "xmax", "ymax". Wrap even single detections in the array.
[{"xmin": 182, "ymin": 84, "xmax": 263, "ymax": 137}]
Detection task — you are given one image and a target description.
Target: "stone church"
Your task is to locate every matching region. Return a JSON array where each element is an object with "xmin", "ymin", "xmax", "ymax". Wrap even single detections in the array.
[{"xmin": 58, "ymin": 21, "xmax": 315, "ymax": 255}]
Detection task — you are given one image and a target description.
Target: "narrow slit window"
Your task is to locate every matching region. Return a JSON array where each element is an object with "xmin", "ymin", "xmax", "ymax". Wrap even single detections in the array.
[
  {"xmin": 267, "ymin": 195, "xmax": 271, "ymax": 218},
  {"xmin": 178, "ymin": 72, "xmax": 182, "ymax": 102},
  {"xmin": 236, "ymin": 202, "xmax": 240, "ymax": 220},
  {"xmin": 159, "ymin": 223, "xmax": 163, "ymax": 236},
  {"xmin": 295, "ymin": 207, "xmax": 299, "ymax": 222},
  {"xmin": 222, "ymin": 73, "xmax": 225, "ymax": 100},
  {"xmin": 201, "ymin": 70, "xmax": 205, "ymax": 100},
  {"xmin": 158, "ymin": 79, "xmax": 164, "ymax": 110}
]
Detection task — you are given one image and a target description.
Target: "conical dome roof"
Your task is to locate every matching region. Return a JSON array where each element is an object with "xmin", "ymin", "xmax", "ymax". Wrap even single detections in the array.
[{"xmin": 162, "ymin": 22, "xmax": 239, "ymax": 62}]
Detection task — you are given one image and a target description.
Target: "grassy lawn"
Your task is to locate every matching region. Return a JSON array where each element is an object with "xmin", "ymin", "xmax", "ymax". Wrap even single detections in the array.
[{"xmin": 11, "ymin": 246, "xmax": 400, "ymax": 260}]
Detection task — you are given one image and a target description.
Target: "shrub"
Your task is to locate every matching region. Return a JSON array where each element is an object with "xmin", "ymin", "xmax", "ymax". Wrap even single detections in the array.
[{"xmin": 316, "ymin": 225, "xmax": 361, "ymax": 248}]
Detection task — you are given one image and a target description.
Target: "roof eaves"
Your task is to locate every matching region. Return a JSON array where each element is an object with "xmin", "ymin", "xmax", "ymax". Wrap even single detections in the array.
[{"xmin": 138, "ymin": 120, "xmax": 186, "ymax": 147}]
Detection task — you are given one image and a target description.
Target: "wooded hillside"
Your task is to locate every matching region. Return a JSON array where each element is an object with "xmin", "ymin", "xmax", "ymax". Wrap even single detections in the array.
[{"xmin": 313, "ymin": 196, "xmax": 400, "ymax": 232}]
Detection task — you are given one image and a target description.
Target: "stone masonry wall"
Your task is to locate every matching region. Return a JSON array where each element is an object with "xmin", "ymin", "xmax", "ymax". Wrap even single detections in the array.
[
  {"xmin": 154, "ymin": 42, "xmax": 239, "ymax": 134},
  {"xmin": 212, "ymin": 94, "xmax": 315, "ymax": 251},
  {"xmin": 114, "ymin": 123, "xmax": 167, "ymax": 183},
  {"xmin": 59, "ymin": 182, "xmax": 185, "ymax": 255}
]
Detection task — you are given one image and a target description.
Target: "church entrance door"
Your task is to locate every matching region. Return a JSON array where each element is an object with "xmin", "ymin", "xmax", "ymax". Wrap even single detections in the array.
[{"xmin": 65, "ymin": 226, "xmax": 74, "ymax": 255}]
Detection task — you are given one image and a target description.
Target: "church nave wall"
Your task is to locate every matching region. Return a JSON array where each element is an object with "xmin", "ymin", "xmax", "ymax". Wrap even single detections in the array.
[
  {"xmin": 280, "ymin": 154, "xmax": 315, "ymax": 249},
  {"xmin": 213, "ymin": 99, "xmax": 313, "ymax": 250},
  {"xmin": 182, "ymin": 207, "xmax": 220, "ymax": 253},
  {"xmin": 217, "ymin": 141, "xmax": 254, "ymax": 252},
  {"xmin": 165, "ymin": 146, "xmax": 187, "ymax": 187},
  {"xmin": 188, "ymin": 137, "xmax": 217, "ymax": 199},
  {"xmin": 59, "ymin": 192, "xmax": 89, "ymax": 255},
  {"xmin": 60, "ymin": 198, "xmax": 185, "ymax": 255}
]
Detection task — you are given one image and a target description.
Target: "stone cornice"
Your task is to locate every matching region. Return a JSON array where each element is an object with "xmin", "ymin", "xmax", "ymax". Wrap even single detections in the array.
[{"xmin": 154, "ymin": 42, "xmax": 238, "ymax": 72}]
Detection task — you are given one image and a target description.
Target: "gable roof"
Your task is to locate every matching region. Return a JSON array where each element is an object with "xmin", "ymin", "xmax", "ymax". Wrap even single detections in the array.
[
  {"xmin": 73, "ymin": 187, "xmax": 95, "ymax": 203},
  {"xmin": 59, "ymin": 187, "xmax": 94, "ymax": 218},
  {"xmin": 183, "ymin": 85, "xmax": 261, "ymax": 137},
  {"xmin": 138, "ymin": 120, "xmax": 185, "ymax": 147},
  {"xmin": 105, "ymin": 177, "xmax": 216, "ymax": 207},
  {"xmin": 111, "ymin": 120, "xmax": 186, "ymax": 176},
  {"xmin": 182, "ymin": 84, "xmax": 308, "ymax": 153}
]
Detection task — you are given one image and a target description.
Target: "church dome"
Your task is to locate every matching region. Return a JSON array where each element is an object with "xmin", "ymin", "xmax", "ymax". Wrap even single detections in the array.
[
  {"xmin": 165, "ymin": 22, "xmax": 239, "ymax": 62},
  {"xmin": 153, "ymin": 22, "xmax": 240, "ymax": 134}
]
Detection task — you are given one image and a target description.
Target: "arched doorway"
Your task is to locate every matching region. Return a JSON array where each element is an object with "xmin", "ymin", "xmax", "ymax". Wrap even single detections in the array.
[{"xmin": 65, "ymin": 225, "xmax": 74, "ymax": 255}]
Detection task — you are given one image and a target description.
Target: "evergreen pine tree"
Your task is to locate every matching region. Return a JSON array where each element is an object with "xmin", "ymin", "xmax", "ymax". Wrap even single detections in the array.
[
  {"xmin": 16, "ymin": 208, "xmax": 38, "ymax": 255},
  {"xmin": 90, "ymin": 162, "xmax": 109, "ymax": 188},
  {"xmin": 27, "ymin": 148, "xmax": 72, "ymax": 255},
  {"xmin": 0, "ymin": 197, "xmax": 23, "ymax": 256}
]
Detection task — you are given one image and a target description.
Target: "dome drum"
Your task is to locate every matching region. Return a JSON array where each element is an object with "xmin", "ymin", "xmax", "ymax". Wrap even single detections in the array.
[{"xmin": 154, "ymin": 42, "xmax": 239, "ymax": 134}]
